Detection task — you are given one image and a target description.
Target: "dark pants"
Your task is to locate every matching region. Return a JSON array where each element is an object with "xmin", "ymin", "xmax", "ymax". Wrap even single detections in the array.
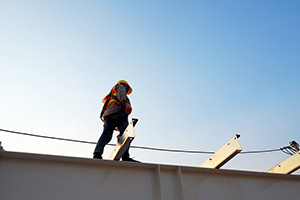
[{"xmin": 94, "ymin": 112, "xmax": 130, "ymax": 159}]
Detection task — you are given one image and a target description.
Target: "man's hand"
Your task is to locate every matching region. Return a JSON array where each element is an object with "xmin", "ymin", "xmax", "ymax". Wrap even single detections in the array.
[{"xmin": 125, "ymin": 104, "xmax": 132, "ymax": 115}]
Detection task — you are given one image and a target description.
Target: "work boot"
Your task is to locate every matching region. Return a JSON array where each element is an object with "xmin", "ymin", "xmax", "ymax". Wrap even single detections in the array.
[
  {"xmin": 122, "ymin": 157, "xmax": 140, "ymax": 162},
  {"xmin": 93, "ymin": 152, "xmax": 102, "ymax": 159}
]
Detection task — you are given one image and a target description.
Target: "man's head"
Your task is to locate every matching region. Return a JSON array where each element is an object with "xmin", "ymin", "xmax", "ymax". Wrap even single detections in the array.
[{"xmin": 117, "ymin": 80, "xmax": 132, "ymax": 95}]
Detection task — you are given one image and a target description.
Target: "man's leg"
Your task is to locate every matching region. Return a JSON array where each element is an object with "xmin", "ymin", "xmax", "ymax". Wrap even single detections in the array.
[{"xmin": 93, "ymin": 118, "xmax": 115, "ymax": 159}]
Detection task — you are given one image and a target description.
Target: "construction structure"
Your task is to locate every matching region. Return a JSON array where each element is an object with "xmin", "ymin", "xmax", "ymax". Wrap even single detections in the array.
[
  {"xmin": 0, "ymin": 150, "xmax": 300, "ymax": 200},
  {"xmin": 1, "ymin": 119, "xmax": 300, "ymax": 200}
]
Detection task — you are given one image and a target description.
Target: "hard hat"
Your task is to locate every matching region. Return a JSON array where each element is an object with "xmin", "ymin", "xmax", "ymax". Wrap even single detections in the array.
[{"xmin": 117, "ymin": 80, "xmax": 132, "ymax": 95}]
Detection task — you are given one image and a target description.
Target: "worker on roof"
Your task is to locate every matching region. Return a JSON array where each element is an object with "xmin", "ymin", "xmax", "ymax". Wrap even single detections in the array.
[{"xmin": 93, "ymin": 80, "xmax": 138, "ymax": 162}]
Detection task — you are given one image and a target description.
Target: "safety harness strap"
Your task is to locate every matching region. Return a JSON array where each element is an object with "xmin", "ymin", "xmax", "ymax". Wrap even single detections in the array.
[{"xmin": 109, "ymin": 93, "xmax": 120, "ymax": 103}]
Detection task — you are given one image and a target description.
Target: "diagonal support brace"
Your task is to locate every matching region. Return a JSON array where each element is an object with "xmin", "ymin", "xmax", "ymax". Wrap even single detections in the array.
[
  {"xmin": 200, "ymin": 134, "xmax": 242, "ymax": 169},
  {"xmin": 267, "ymin": 151, "xmax": 300, "ymax": 174},
  {"xmin": 109, "ymin": 118, "xmax": 138, "ymax": 161}
]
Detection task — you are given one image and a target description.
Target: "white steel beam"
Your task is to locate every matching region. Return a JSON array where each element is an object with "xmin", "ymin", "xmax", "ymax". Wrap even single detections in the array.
[
  {"xmin": 200, "ymin": 134, "xmax": 242, "ymax": 169},
  {"xmin": 1, "ymin": 151, "xmax": 300, "ymax": 200},
  {"xmin": 109, "ymin": 119, "xmax": 137, "ymax": 160},
  {"xmin": 267, "ymin": 151, "xmax": 300, "ymax": 174}
]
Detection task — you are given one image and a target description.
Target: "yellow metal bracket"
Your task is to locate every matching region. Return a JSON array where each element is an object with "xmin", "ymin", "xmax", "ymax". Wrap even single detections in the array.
[
  {"xmin": 267, "ymin": 151, "xmax": 300, "ymax": 174},
  {"xmin": 109, "ymin": 118, "xmax": 138, "ymax": 161},
  {"xmin": 200, "ymin": 134, "xmax": 242, "ymax": 169}
]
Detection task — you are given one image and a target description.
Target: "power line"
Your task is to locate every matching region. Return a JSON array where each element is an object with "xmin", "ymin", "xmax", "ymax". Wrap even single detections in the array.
[{"xmin": 0, "ymin": 128, "xmax": 281, "ymax": 154}]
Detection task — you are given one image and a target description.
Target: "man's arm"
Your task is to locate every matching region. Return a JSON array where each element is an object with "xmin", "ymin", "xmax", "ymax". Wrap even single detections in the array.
[{"xmin": 115, "ymin": 84, "xmax": 131, "ymax": 107}]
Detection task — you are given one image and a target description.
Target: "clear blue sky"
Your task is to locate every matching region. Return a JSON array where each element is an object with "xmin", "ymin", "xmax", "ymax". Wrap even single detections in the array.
[{"xmin": 0, "ymin": 0, "xmax": 299, "ymax": 173}]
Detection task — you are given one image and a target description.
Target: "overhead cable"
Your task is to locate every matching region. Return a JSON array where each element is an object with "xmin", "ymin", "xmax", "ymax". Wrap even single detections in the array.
[
  {"xmin": 0, "ymin": 128, "xmax": 281, "ymax": 154},
  {"xmin": 239, "ymin": 149, "xmax": 281, "ymax": 154}
]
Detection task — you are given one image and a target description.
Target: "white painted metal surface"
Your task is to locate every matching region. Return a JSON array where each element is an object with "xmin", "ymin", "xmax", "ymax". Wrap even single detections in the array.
[
  {"xmin": 200, "ymin": 134, "xmax": 242, "ymax": 169},
  {"xmin": 0, "ymin": 151, "xmax": 300, "ymax": 200}
]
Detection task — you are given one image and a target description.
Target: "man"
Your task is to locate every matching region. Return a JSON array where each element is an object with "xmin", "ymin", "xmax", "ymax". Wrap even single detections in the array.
[{"xmin": 93, "ymin": 80, "xmax": 137, "ymax": 162}]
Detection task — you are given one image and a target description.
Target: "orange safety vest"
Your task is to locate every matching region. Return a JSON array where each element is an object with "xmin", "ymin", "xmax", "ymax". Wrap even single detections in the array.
[{"xmin": 102, "ymin": 86, "xmax": 120, "ymax": 109}]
